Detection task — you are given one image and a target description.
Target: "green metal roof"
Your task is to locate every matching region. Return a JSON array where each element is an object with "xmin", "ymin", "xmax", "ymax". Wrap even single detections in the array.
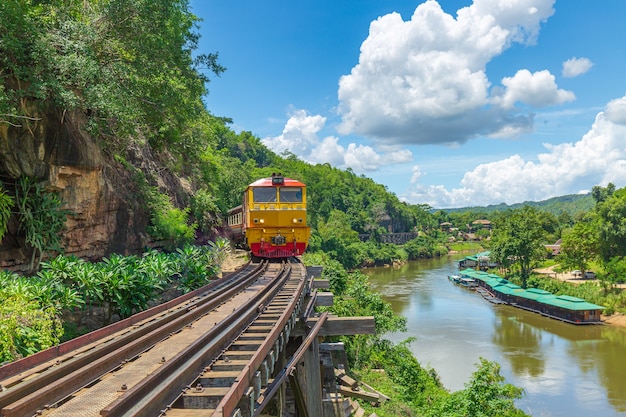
[
  {"xmin": 460, "ymin": 251, "xmax": 491, "ymax": 263},
  {"xmin": 541, "ymin": 295, "xmax": 604, "ymax": 311},
  {"xmin": 485, "ymin": 277, "xmax": 509, "ymax": 287},
  {"xmin": 514, "ymin": 288, "xmax": 556, "ymax": 302},
  {"xmin": 456, "ymin": 269, "xmax": 604, "ymax": 311},
  {"xmin": 493, "ymin": 283, "xmax": 522, "ymax": 295}
]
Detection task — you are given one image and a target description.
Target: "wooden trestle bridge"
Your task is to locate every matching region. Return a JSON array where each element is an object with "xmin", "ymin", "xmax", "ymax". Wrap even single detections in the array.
[{"xmin": 0, "ymin": 260, "xmax": 376, "ymax": 417}]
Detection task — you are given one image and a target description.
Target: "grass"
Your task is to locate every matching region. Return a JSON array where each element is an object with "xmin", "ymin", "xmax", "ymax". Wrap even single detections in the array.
[
  {"xmin": 351, "ymin": 368, "xmax": 419, "ymax": 417},
  {"xmin": 448, "ymin": 241, "xmax": 483, "ymax": 253}
]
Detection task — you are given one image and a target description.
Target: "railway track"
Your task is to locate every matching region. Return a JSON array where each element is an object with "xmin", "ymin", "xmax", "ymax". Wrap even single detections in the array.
[{"xmin": 0, "ymin": 259, "xmax": 317, "ymax": 417}]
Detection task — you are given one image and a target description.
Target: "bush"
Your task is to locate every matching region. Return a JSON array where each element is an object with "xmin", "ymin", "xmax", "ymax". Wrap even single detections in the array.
[
  {"xmin": 149, "ymin": 206, "xmax": 197, "ymax": 249},
  {"xmin": 0, "ymin": 271, "xmax": 64, "ymax": 361}
]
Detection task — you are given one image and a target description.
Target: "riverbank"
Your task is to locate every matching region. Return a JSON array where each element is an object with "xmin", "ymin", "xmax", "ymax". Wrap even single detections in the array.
[{"xmin": 602, "ymin": 312, "xmax": 626, "ymax": 327}]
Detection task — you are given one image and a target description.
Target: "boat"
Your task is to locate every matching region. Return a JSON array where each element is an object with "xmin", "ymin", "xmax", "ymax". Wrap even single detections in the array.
[
  {"xmin": 448, "ymin": 274, "xmax": 461, "ymax": 283},
  {"xmin": 448, "ymin": 275, "xmax": 477, "ymax": 289}
]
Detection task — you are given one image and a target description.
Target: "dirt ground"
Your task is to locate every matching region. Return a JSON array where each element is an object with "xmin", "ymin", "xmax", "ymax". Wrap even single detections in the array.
[
  {"xmin": 218, "ymin": 249, "xmax": 250, "ymax": 276},
  {"xmin": 533, "ymin": 265, "xmax": 626, "ymax": 328}
]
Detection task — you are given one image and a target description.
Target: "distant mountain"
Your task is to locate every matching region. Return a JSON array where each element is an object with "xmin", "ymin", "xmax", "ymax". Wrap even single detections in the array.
[{"xmin": 444, "ymin": 193, "xmax": 594, "ymax": 217}]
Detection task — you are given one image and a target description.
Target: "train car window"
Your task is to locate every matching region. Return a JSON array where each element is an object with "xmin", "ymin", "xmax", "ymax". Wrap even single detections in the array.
[
  {"xmin": 253, "ymin": 187, "xmax": 277, "ymax": 202},
  {"xmin": 279, "ymin": 187, "xmax": 303, "ymax": 203}
]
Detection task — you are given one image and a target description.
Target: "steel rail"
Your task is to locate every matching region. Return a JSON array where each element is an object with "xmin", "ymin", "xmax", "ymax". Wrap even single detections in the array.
[
  {"xmin": 252, "ymin": 311, "xmax": 329, "ymax": 417},
  {"xmin": 212, "ymin": 260, "xmax": 308, "ymax": 417},
  {"xmin": 0, "ymin": 262, "xmax": 267, "ymax": 417},
  {"xmin": 100, "ymin": 263, "xmax": 293, "ymax": 417},
  {"xmin": 0, "ymin": 261, "xmax": 255, "ymax": 382}
]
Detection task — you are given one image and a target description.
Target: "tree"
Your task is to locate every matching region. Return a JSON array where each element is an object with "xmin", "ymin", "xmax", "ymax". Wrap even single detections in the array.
[
  {"xmin": 601, "ymin": 256, "xmax": 626, "ymax": 293},
  {"xmin": 316, "ymin": 210, "xmax": 363, "ymax": 269},
  {"xmin": 592, "ymin": 183, "xmax": 616, "ymax": 203},
  {"xmin": 489, "ymin": 207, "xmax": 547, "ymax": 288},
  {"xmin": 557, "ymin": 220, "xmax": 598, "ymax": 275},
  {"xmin": 595, "ymin": 187, "xmax": 626, "ymax": 262},
  {"xmin": 437, "ymin": 358, "xmax": 527, "ymax": 417}
]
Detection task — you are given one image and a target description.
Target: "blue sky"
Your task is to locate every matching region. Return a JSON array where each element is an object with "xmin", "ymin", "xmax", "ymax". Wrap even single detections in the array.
[{"xmin": 191, "ymin": 0, "xmax": 626, "ymax": 208}]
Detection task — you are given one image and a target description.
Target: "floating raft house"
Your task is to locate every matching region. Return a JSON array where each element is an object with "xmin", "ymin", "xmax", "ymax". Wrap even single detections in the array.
[{"xmin": 459, "ymin": 268, "xmax": 604, "ymax": 324}]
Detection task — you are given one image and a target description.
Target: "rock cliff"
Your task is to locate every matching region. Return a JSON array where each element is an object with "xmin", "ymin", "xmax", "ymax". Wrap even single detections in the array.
[{"xmin": 0, "ymin": 104, "xmax": 186, "ymax": 271}]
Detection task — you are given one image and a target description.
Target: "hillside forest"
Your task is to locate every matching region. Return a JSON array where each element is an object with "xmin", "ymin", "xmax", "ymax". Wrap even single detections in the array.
[{"xmin": 2, "ymin": 2, "xmax": 626, "ymax": 416}]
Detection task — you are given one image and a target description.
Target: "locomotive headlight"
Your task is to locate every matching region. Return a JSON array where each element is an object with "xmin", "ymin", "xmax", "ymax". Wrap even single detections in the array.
[
  {"xmin": 259, "ymin": 218, "xmax": 264, "ymax": 224},
  {"xmin": 292, "ymin": 218, "xmax": 298, "ymax": 224}
]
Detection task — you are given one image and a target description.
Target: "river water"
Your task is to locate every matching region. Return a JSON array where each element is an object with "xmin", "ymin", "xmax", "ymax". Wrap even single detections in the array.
[{"xmin": 364, "ymin": 255, "xmax": 626, "ymax": 417}]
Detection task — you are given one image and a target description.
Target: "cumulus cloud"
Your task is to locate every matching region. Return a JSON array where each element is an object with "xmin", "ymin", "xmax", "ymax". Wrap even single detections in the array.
[
  {"xmin": 494, "ymin": 69, "xmax": 575, "ymax": 109},
  {"xmin": 605, "ymin": 96, "xmax": 626, "ymax": 125},
  {"xmin": 562, "ymin": 57, "xmax": 594, "ymax": 78},
  {"xmin": 262, "ymin": 109, "xmax": 413, "ymax": 171},
  {"xmin": 404, "ymin": 95, "xmax": 626, "ymax": 208},
  {"xmin": 337, "ymin": 0, "xmax": 561, "ymax": 145}
]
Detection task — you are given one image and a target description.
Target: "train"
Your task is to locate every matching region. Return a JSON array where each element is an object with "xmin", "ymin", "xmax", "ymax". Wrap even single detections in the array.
[{"xmin": 227, "ymin": 173, "xmax": 311, "ymax": 259}]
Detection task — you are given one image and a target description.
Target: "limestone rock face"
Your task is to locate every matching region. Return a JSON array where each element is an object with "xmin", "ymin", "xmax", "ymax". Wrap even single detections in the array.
[{"xmin": 0, "ymin": 106, "xmax": 155, "ymax": 270}]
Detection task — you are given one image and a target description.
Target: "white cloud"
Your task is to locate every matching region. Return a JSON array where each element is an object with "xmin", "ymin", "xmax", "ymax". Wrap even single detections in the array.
[
  {"xmin": 404, "ymin": 95, "xmax": 626, "ymax": 208},
  {"xmin": 410, "ymin": 165, "xmax": 423, "ymax": 184},
  {"xmin": 260, "ymin": 109, "xmax": 325, "ymax": 157},
  {"xmin": 337, "ymin": 0, "xmax": 558, "ymax": 146},
  {"xmin": 494, "ymin": 69, "xmax": 575, "ymax": 109},
  {"xmin": 262, "ymin": 109, "xmax": 413, "ymax": 172},
  {"xmin": 562, "ymin": 57, "xmax": 593, "ymax": 78},
  {"xmin": 604, "ymin": 96, "xmax": 626, "ymax": 125}
]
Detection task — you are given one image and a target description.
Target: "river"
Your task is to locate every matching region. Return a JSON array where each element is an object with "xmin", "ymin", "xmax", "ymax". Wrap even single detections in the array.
[{"xmin": 364, "ymin": 254, "xmax": 626, "ymax": 417}]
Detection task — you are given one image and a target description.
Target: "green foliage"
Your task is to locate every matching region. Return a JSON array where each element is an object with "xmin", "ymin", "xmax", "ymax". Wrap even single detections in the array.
[
  {"xmin": 173, "ymin": 243, "xmax": 225, "ymax": 293},
  {"xmin": 14, "ymin": 177, "xmax": 72, "ymax": 270},
  {"xmin": 99, "ymin": 253, "xmax": 165, "ymax": 321},
  {"xmin": 0, "ymin": 271, "xmax": 65, "ymax": 361},
  {"xmin": 435, "ymin": 358, "xmax": 527, "ymax": 417},
  {"xmin": 303, "ymin": 252, "xmax": 349, "ymax": 295},
  {"xmin": 404, "ymin": 235, "xmax": 443, "ymax": 259},
  {"xmin": 489, "ymin": 206, "xmax": 549, "ymax": 288},
  {"xmin": 595, "ymin": 187, "xmax": 626, "ymax": 261},
  {"xmin": 445, "ymin": 193, "xmax": 594, "ymax": 219},
  {"xmin": 366, "ymin": 339, "xmax": 446, "ymax": 410},
  {"xmin": 190, "ymin": 188, "xmax": 219, "ymax": 232},
  {"xmin": 133, "ymin": 172, "xmax": 197, "ymax": 249},
  {"xmin": 149, "ymin": 206, "xmax": 197, "ymax": 249},
  {"xmin": 557, "ymin": 220, "xmax": 598, "ymax": 274},
  {"xmin": 0, "ymin": 183, "xmax": 14, "ymax": 240},
  {"xmin": 1, "ymin": 0, "xmax": 223, "ymax": 146},
  {"xmin": 601, "ymin": 256, "xmax": 626, "ymax": 292},
  {"xmin": 592, "ymin": 183, "xmax": 616, "ymax": 203}
]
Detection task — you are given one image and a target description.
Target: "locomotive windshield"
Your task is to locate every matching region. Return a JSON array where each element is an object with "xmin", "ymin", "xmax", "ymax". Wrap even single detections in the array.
[
  {"xmin": 253, "ymin": 187, "xmax": 277, "ymax": 202},
  {"xmin": 279, "ymin": 187, "xmax": 303, "ymax": 203}
]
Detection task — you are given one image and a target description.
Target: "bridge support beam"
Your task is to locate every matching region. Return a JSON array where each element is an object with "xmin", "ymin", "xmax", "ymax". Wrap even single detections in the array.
[{"xmin": 301, "ymin": 336, "xmax": 322, "ymax": 417}]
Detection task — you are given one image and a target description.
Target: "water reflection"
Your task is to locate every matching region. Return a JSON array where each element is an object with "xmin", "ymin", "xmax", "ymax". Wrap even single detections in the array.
[
  {"xmin": 365, "ymin": 256, "xmax": 626, "ymax": 416},
  {"xmin": 492, "ymin": 308, "xmax": 545, "ymax": 377}
]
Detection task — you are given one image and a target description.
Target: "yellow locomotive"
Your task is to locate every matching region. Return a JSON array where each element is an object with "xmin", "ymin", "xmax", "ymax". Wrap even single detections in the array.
[{"xmin": 227, "ymin": 174, "xmax": 310, "ymax": 258}]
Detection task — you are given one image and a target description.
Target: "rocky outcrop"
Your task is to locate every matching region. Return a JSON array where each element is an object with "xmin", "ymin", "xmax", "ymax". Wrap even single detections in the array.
[{"xmin": 0, "ymin": 104, "xmax": 184, "ymax": 270}]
